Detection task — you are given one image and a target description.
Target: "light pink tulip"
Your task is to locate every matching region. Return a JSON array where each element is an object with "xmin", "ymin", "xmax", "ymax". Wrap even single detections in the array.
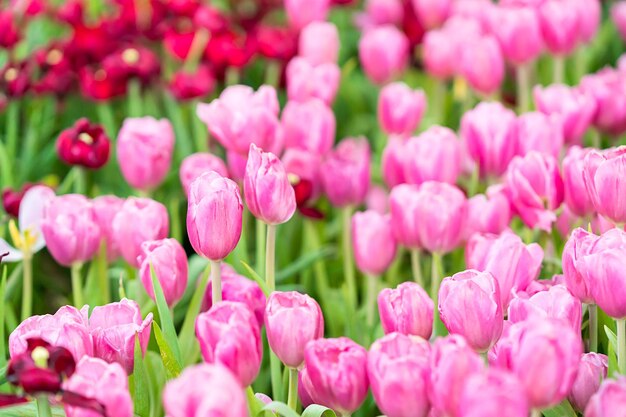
[
  {"xmin": 359, "ymin": 25, "xmax": 409, "ymax": 85},
  {"xmin": 320, "ymin": 138, "xmax": 371, "ymax": 207},
  {"xmin": 299, "ymin": 22, "xmax": 340, "ymax": 65},
  {"xmin": 378, "ymin": 282, "xmax": 434, "ymax": 339},
  {"xmin": 574, "ymin": 0, "xmax": 601, "ymax": 44},
  {"xmin": 411, "ymin": 0, "xmax": 451, "ymax": 29},
  {"xmin": 282, "ymin": 99, "xmax": 335, "ymax": 154},
  {"xmin": 422, "ymin": 29, "xmax": 458, "ymax": 80},
  {"xmin": 457, "ymin": 368, "xmax": 529, "ymax": 417},
  {"xmin": 226, "ymin": 150, "xmax": 248, "ymax": 182},
  {"xmin": 92, "ymin": 195, "xmax": 124, "ymax": 262},
  {"xmin": 382, "ymin": 137, "xmax": 407, "ymax": 188},
  {"xmin": 389, "ymin": 184, "xmax": 421, "ymax": 248},
  {"xmin": 562, "ymin": 227, "xmax": 598, "ymax": 304},
  {"xmin": 286, "ymin": 57, "xmax": 340, "ymax": 105},
  {"xmin": 362, "ymin": 0, "xmax": 404, "ymax": 27},
  {"xmin": 562, "ymin": 146, "xmax": 595, "ymax": 217},
  {"xmin": 584, "ymin": 376, "xmax": 626, "ymax": 417},
  {"xmin": 179, "ymin": 153, "xmax": 229, "ymax": 196},
  {"xmin": 137, "ymin": 238, "xmax": 188, "ymax": 307},
  {"xmin": 352, "ymin": 210, "xmax": 397, "ymax": 275},
  {"xmin": 580, "ymin": 69, "xmax": 626, "ymax": 136},
  {"xmin": 378, "ymin": 82, "xmax": 426, "ymax": 136},
  {"xmin": 583, "ymin": 147, "xmax": 626, "ymax": 225},
  {"xmin": 366, "ymin": 185, "xmax": 389, "ymax": 214},
  {"xmin": 516, "ymin": 112, "xmax": 563, "ymax": 158},
  {"xmin": 464, "ymin": 185, "xmax": 512, "ymax": 238},
  {"xmin": 403, "ymin": 126, "xmax": 462, "ymax": 185},
  {"xmin": 569, "ymin": 353, "xmax": 608, "ymax": 412},
  {"xmin": 490, "ymin": 5, "xmax": 543, "ymax": 65},
  {"xmin": 460, "ymin": 34, "xmax": 504, "ymax": 96},
  {"xmin": 613, "ymin": 2, "xmax": 626, "ymax": 41},
  {"xmin": 284, "ymin": 0, "xmax": 330, "ymax": 30},
  {"xmin": 537, "ymin": 0, "xmax": 580, "ymax": 56},
  {"xmin": 117, "ymin": 117, "xmax": 174, "ymax": 191}
]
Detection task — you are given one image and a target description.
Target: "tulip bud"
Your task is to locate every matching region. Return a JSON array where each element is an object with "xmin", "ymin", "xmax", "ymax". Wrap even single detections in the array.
[
  {"xmin": 613, "ymin": 3, "xmax": 626, "ymax": 41},
  {"xmin": 56, "ymin": 118, "xmax": 110, "ymax": 169},
  {"xmin": 562, "ymin": 146, "xmax": 594, "ymax": 217},
  {"xmin": 265, "ymin": 291, "xmax": 324, "ymax": 368},
  {"xmin": 90, "ymin": 299, "xmax": 153, "ymax": 374},
  {"xmin": 41, "ymin": 195, "xmax": 101, "ymax": 267},
  {"xmin": 195, "ymin": 301, "xmax": 262, "ymax": 386},
  {"xmin": 359, "ymin": 25, "xmax": 409, "ymax": 85},
  {"xmin": 490, "ymin": 5, "xmax": 543, "ymax": 66},
  {"xmin": 366, "ymin": 185, "xmax": 389, "ymax": 214},
  {"xmin": 92, "ymin": 196, "xmax": 125, "ymax": 262},
  {"xmin": 574, "ymin": 0, "xmax": 601, "ymax": 45},
  {"xmin": 422, "ymin": 29, "xmax": 458, "ymax": 80},
  {"xmin": 583, "ymin": 147, "xmax": 626, "ymax": 226},
  {"xmin": 382, "ymin": 137, "xmax": 407, "ymax": 188},
  {"xmin": 411, "ymin": 0, "xmax": 451, "ymax": 29},
  {"xmin": 282, "ymin": 148, "xmax": 323, "ymax": 204},
  {"xmin": 286, "ymin": 57, "xmax": 341, "ymax": 106},
  {"xmin": 187, "ymin": 171, "xmax": 243, "ymax": 261},
  {"xmin": 112, "ymin": 197, "xmax": 169, "ymax": 268},
  {"xmin": 460, "ymin": 35, "xmax": 504, "ymax": 96},
  {"xmin": 168, "ymin": 65, "xmax": 216, "ymax": 101},
  {"xmin": 457, "ymin": 368, "xmax": 530, "ymax": 417},
  {"xmin": 304, "ymin": 337, "xmax": 369, "ymax": 415},
  {"xmin": 368, "ymin": 333, "xmax": 431, "ymax": 417},
  {"xmin": 403, "ymin": 126, "xmax": 462, "ymax": 185},
  {"xmin": 281, "ymin": 99, "xmax": 336, "ymax": 155},
  {"xmin": 538, "ymin": 0, "xmax": 580, "ymax": 56},
  {"xmin": 352, "ymin": 210, "xmax": 397, "ymax": 275},
  {"xmin": 464, "ymin": 185, "xmax": 512, "ymax": 238},
  {"xmin": 163, "ymin": 364, "xmax": 248, "ymax": 417},
  {"xmin": 439, "ymin": 270, "xmax": 504, "ymax": 352},
  {"xmin": 516, "ymin": 112, "xmax": 564, "ymax": 159},
  {"xmin": 117, "ymin": 117, "xmax": 175, "ymax": 191},
  {"xmin": 378, "ymin": 282, "xmax": 434, "ymax": 339},
  {"xmin": 378, "ymin": 82, "xmax": 426, "ymax": 137},
  {"xmin": 284, "ymin": 0, "xmax": 330, "ymax": 30},
  {"xmin": 299, "ymin": 22, "xmax": 340, "ymax": 65},
  {"xmin": 361, "ymin": 0, "xmax": 404, "ymax": 27},
  {"xmin": 569, "ymin": 353, "xmax": 608, "ymax": 412},
  {"xmin": 580, "ymin": 69, "xmax": 626, "ymax": 137},
  {"xmin": 179, "ymin": 153, "xmax": 229, "ymax": 196},
  {"xmin": 562, "ymin": 227, "xmax": 598, "ymax": 304},
  {"xmin": 320, "ymin": 138, "xmax": 371, "ymax": 207},
  {"xmin": 584, "ymin": 376, "xmax": 626, "ymax": 417},
  {"xmin": 137, "ymin": 239, "xmax": 188, "ymax": 308}
]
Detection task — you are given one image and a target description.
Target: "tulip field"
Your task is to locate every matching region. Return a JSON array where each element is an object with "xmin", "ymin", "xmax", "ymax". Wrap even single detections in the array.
[{"xmin": 3, "ymin": 0, "xmax": 626, "ymax": 416}]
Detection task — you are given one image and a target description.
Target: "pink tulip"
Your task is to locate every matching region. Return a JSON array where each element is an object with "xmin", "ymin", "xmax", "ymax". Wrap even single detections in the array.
[
  {"xmin": 320, "ymin": 138, "xmax": 371, "ymax": 207},
  {"xmin": 137, "ymin": 238, "xmax": 188, "ymax": 307},
  {"xmin": 382, "ymin": 137, "xmax": 407, "ymax": 188},
  {"xmin": 562, "ymin": 146, "xmax": 595, "ymax": 217},
  {"xmin": 299, "ymin": 367, "xmax": 315, "ymax": 408},
  {"xmin": 265, "ymin": 291, "xmax": 324, "ymax": 368},
  {"xmin": 460, "ymin": 34, "xmax": 505, "ymax": 96},
  {"xmin": 187, "ymin": 171, "xmax": 243, "ymax": 261},
  {"xmin": 583, "ymin": 147, "xmax": 626, "ymax": 226},
  {"xmin": 533, "ymin": 84, "xmax": 597, "ymax": 145},
  {"xmin": 422, "ymin": 29, "xmax": 458, "ymax": 80},
  {"xmin": 282, "ymin": 99, "xmax": 335, "ymax": 154},
  {"xmin": 303, "ymin": 337, "xmax": 369, "ymax": 415},
  {"xmin": 92, "ymin": 195, "xmax": 124, "ymax": 262},
  {"xmin": 403, "ymin": 126, "xmax": 462, "ymax": 185},
  {"xmin": 516, "ymin": 112, "xmax": 563, "ymax": 158},
  {"xmin": 466, "ymin": 231, "xmax": 544, "ymax": 309},
  {"xmin": 362, "ymin": 0, "xmax": 404, "ymax": 27},
  {"xmin": 584, "ymin": 376, "xmax": 626, "ymax": 417},
  {"xmin": 286, "ymin": 57, "xmax": 340, "ymax": 105},
  {"xmin": 378, "ymin": 282, "xmax": 434, "ymax": 339},
  {"xmin": 9, "ymin": 305, "xmax": 92, "ymax": 361},
  {"xmin": 429, "ymin": 335, "xmax": 484, "ymax": 417},
  {"xmin": 163, "ymin": 364, "xmax": 248, "ymax": 417},
  {"xmin": 244, "ymin": 144, "xmax": 296, "ymax": 225},
  {"xmin": 378, "ymin": 82, "xmax": 426, "ymax": 137},
  {"xmin": 508, "ymin": 285, "xmax": 582, "ymax": 334},
  {"xmin": 367, "ymin": 332, "xmax": 431, "ymax": 417},
  {"xmin": 569, "ymin": 353, "xmax": 608, "ymax": 412},
  {"xmin": 388, "ymin": 183, "xmax": 421, "ymax": 248},
  {"xmin": 284, "ymin": 0, "xmax": 330, "ymax": 30},
  {"xmin": 574, "ymin": 0, "xmax": 601, "ymax": 44},
  {"xmin": 196, "ymin": 85, "xmax": 281, "ymax": 155},
  {"xmin": 439, "ymin": 270, "xmax": 503, "ymax": 352},
  {"xmin": 226, "ymin": 150, "xmax": 248, "ymax": 182},
  {"xmin": 613, "ymin": 3, "xmax": 626, "ymax": 41},
  {"xmin": 457, "ymin": 368, "xmax": 529, "ymax": 417},
  {"xmin": 179, "ymin": 153, "xmax": 229, "ymax": 196},
  {"xmin": 117, "ymin": 117, "xmax": 174, "ymax": 191},
  {"xmin": 562, "ymin": 227, "xmax": 598, "ymax": 304},
  {"xmin": 411, "ymin": 0, "xmax": 451, "ymax": 29},
  {"xmin": 41, "ymin": 194, "xmax": 101, "ymax": 267},
  {"xmin": 195, "ymin": 301, "xmax": 262, "ymax": 386},
  {"xmin": 359, "ymin": 25, "xmax": 409, "ymax": 85},
  {"xmin": 464, "ymin": 185, "xmax": 512, "ymax": 238},
  {"xmin": 112, "ymin": 197, "xmax": 169, "ymax": 267},
  {"xmin": 505, "ymin": 151, "xmax": 564, "ymax": 232},
  {"xmin": 352, "ymin": 210, "xmax": 397, "ymax": 275},
  {"xmin": 489, "ymin": 318, "xmax": 583, "ymax": 409},
  {"xmin": 537, "ymin": 0, "xmax": 580, "ymax": 56},
  {"xmin": 366, "ymin": 185, "xmax": 389, "ymax": 214},
  {"xmin": 580, "ymin": 69, "xmax": 626, "ymax": 136},
  {"xmin": 460, "ymin": 102, "xmax": 518, "ymax": 178},
  {"xmin": 282, "ymin": 148, "xmax": 323, "ymax": 201},
  {"xmin": 299, "ymin": 22, "xmax": 339, "ymax": 65},
  {"xmin": 490, "ymin": 5, "xmax": 543, "ymax": 65},
  {"xmin": 63, "ymin": 357, "xmax": 132, "ymax": 417}
]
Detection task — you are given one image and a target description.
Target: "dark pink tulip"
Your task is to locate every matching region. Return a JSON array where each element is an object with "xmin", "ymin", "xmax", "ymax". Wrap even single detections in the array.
[
  {"xmin": 179, "ymin": 153, "xmax": 228, "ymax": 196},
  {"xmin": 464, "ymin": 185, "xmax": 512, "ymax": 239},
  {"xmin": 505, "ymin": 151, "xmax": 564, "ymax": 232},
  {"xmin": 265, "ymin": 291, "xmax": 324, "ymax": 368},
  {"xmin": 534, "ymin": 84, "xmax": 597, "ymax": 145},
  {"xmin": 614, "ymin": 3, "xmax": 626, "ymax": 41},
  {"xmin": 286, "ymin": 57, "xmax": 341, "ymax": 105},
  {"xmin": 580, "ymin": 69, "xmax": 626, "ymax": 136},
  {"xmin": 563, "ymin": 146, "xmax": 595, "ymax": 217},
  {"xmin": 466, "ymin": 231, "xmax": 544, "ymax": 309},
  {"xmin": 361, "ymin": 0, "xmax": 404, "ymax": 27},
  {"xmin": 112, "ymin": 197, "xmax": 169, "ymax": 268},
  {"xmin": 537, "ymin": 0, "xmax": 580, "ymax": 56},
  {"xmin": 403, "ymin": 127, "xmax": 462, "ymax": 186},
  {"xmin": 320, "ymin": 138, "xmax": 371, "ymax": 207},
  {"xmin": 459, "ymin": 35, "xmax": 504, "ymax": 96},
  {"xmin": 92, "ymin": 196, "xmax": 125, "ymax": 262},
  {"xmin": 429, "ymin": 335, "xmax": 484, "ymax": 417},
  {"xmin": 226, "ymin": 150, "xmax": 248, "ymax": 182},
  {"xmin": 584, "ymin": 376, "xmax": 626, "ymax": 417},
  {"xmin": 411, "ymin": 0, "xmax": 451, "ymax": 29},
  {"xmin": 352, "ymin": 210, "xmax": 397, "ymax": 275},
  {"xmin": 284, "ymin": 0, "xmax": 330, "ymax": 30},
  {"xmin": 366, "ymin": 186, "xmax": 389, "ymax": 214},
  {"xmin": 583, "ymin": 147, "xmax": 626, "ymax": 225},
  {"xmin": 573, "ymin": 0, "xmax": 601, "ymax": 44},
  {"xmin": 388, "ymin": 183, "xmax": 427, "ymax": 249},
  {"xmin": 378, "ymin": 82, "xmax": 426, "ymax": 137},
  {"xmin": 299, "ymin": 366, "xmax": 315, "ymax": 408},
  {"xmin": 367, "ymin": 332, "xmax": 431, "ymax": 417},
  {"xmin": 457, "ymin": 368, "xmax": 529, "ymax": 417},
  {"xmin": 90, "ymin": 299, "xmax": 153, "ymax": 374},
  {"xmin": 137, "ymin": 239, "xmax": 188, "ymax": 307},
  {"xmin": 196, "ymin": 85, "xmax": 280, "ymax": 155},
  {"xmin": 117, "ymin": 117, "xmax": 174, "ymax": 191},
  {"xmin": 282, "ymin": 99, "xmax": 336, "ymax": 155},
  {"xmin": 244, "ymin": 144, "xmax": 296, "ymax": 225},
  {"xmin": 378, "ymin": 282, "xmax": 434, "ymax": 340},
  {"xmin": 304, "ymin": 337, "xmax": 369, "ymax": 415},
  {"xmin": 422, "ymin": 29, "xmax": 458, "ymax": 80},
  {"xmin": 490, "ymin": 5, "xmax": 543, "ymax": 66},
  {"xmin": 562, "ymin": 227, "xmax": 598, "ymax": 304},
  {"xmin": 569, "ymin": 353, "xmax": 608, "ymax": 412},
  {"xmin": 41, "ymin": 195, "xmax": 101, "ymax": 267},
  {"xmin": 439, "ymin": 270, "xmax": 503, "ymax": 352},
  {"xmin": 358, "ymin": 25, "xmax": 409, "ymax": 85},
  {"xmin": 516, "ymin": 112, "xmax": 563, "ymax": 159},
  {"xmin": 195, "ymin": 301, "xmax": 262, "ymax": 386},
  {"xmin": 489, "ymin": 318, "xmax": 582, "ymax": 410},
  {"xmin": 461, "ymin": 102, "xmax": 518, "ymax": 178},
  {"xmin": 299, "ymin": 22, "xmax": 339, "ymax": 65},
  {"xmin": 163, "ymin": 364, "xmax": 248, "ymax": 417},
  {"xmin": 187, "ymin": 171, "xmax": 243, "ymax": 261},
  {"xmin": 382, "ymin": 137, "xmax": 407, "ymax": 188}
]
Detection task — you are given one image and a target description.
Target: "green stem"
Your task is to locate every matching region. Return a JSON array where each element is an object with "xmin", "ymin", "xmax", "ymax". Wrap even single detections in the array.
[
  {"xmin": 265, "ymin": 224, "xmax": 276, "ymax": 292},
  {"xmin": 342, "ymin": 206, "xmax": 357, "ymax": 312},
  {"xmin": 432, "ymin": 78, "xmax": 446, "ymax": 125},
  {"xmin": 226, "ymin": 67, "xmax": 240, "ymax": 86},
  {"xmin": 97, "ymin": 242, "xmax": 110, "ymax": 305},
  {"xmin": 516, "ymin": 62, "xmax": 532, "ymax": 114},
  {"xmin": 553, "ymin": 55, "xmax": 565, "ymax": 85},
  {"xmin": 618, "ymin": 319, "xmax": 626, "ymax": 375},
  {"xmin": 530, "ymin": 410, "xmax": 542, "ymax": 417},
  {"xmin": 270, "ymin": 350, "xmax": 283, "ymax": 402},
  {"xmin": 21, "ymin": 253, "xmax": 33, "ymax": 321},
  {"xmin": 97, "ymin": 101, "xmax": 117, "ymax": 139},
  {"xmin": 287, "ymin": 367, "xmax": 298, "ymax": 410},
  {"xmin": 366, "ymin": 274, "xmax": 378, "ymax": 331},
  {"xmin": 431, "ymin": 253, "xmax": 444, "ymax": 337},
  {"xmin": 36, "ymin": 395, "xmax": 52, "ymax": 417},
  {"xmin": 589, "ymin": 303, "xmax": 598, "ymax": 352},
  {"xmin": 410, "ymin": 249, "xmax": 423, "ymax": 287},
  {"xmin": 590, "ymin": 129, "xmax": 601, "ymax": 149},
  {"xmin": 210, "ymin": 260, "xmax": 222, "ymax": 303},
  {"xmin": 169, "ymin": 198, "xmax": 182, "ymax": 244},
  {"xmin": 71, "ymin": 263, "xmax": 84, "ymax": 307},
  {"xmin": 128, "ymin": 78, "xmax": 143, "ymax": 117},
  {"xmin": 264, "ymin": 60, "xmax": 282, "ymax": 87},
  {"xmin": 191, "ymin": 100, "xmax": 209, "ymax": 153},
  {"xmin": 74, "ymin": 166, "xmax": 87, "ymax": 195},
  {"xmin": 256, "ymin": 219, "xmax": 266, "ymax": 274},
  {"xmin": 6, "ymin": 100, "xmax": 19, "ymax": 160},
  {"xmin": 246, "ymin": 386, "xmax": 262, "ymax": 416}
]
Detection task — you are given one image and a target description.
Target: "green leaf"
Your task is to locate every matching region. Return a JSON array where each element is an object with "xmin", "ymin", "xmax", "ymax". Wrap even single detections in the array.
[
  {"xmin": 150, "ymin": 264, "xmax": 182, "ymax": 367},
  {"xmin": 257, "ymin": 401, "xmax": 300, "ymax": 417},
  {"xmin": 0, "ymin": 403, "xmax": 66, "ymax": 417},
  {"xmin": 240, "ymin": 261, "xmax": 270, "ymax": 296},
  {"xmin": 144, "ymin": 351, "xmax": 167, "ymax": 417},
  {"xmin": 275, "ymin": 247, "xmax": 335, "ymax": 283},
  {"xmin": 541, "ymin": 399, "xmax": 577, "ymax": 417},
  {"xmin": 0, "ymin": 139, "xmax": 13, "ymax": 189},
  {"xmin": 301, "ymin": 405, "xmax": 338, "ymax": 417},
  {"xmin": 133, "ymin": 333, "xmax": 150, "ymax": 417},
  {"xmin": 153, "ymin": 322, "xmax": 182, "ymax": 379},
  {"xmin": 606, "ymin": 325, "xmax": 619, "ymax": 377},
  {"xmin": 178, "ymin": 263, "xmax": 210, "ymax": 364},
  {"xmin": 0, "ymin": 266, "xmax": 7, "ymax": 368},
  {"xmin": 246, "ymin": 387, "xmax": 263, "ymax": 417}
]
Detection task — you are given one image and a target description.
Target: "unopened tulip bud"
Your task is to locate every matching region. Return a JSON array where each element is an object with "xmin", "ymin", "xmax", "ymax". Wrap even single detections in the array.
[
  {"xmin": 138, "ymin": 239, "xmax": 188, "ymax": 307},
  {"xmin": 281, "ymin": 99, "xmax": 336, "ymax": 155},
  {"xmin": 359, "ymin": 25, "xmax": 409, "ymax": 85},
  {"xmin": 378, "ymin": 82, "xmax": 426, "ymax": 137},
  {"xmin": 299, "ymin": 22, "xmax": 340, "ymax": 65},
  {"xmin": 179, "ymin": 153, "xmax": 228, "ymax": 196},
  {"xmin": 583, "ymin": 147, "xmax": 626, "ymax": 226},
  {"xmin": 403, "ymin": 126, "xmax": 462, "ymax": 186},
  {"xmin": 352, "ymin": 210, "xmax": 397, "ymax": 275},
  {"xmin": 378, "ymin": 282, "xmax": 434, "ymax": 339},
  {"xmin": 569, "ymin": 353, "xmax": 608, "ymax": 412},
  {"xmin": 320, "ymin": 138, "xmax": 371, "ymax": 207},
  {"xmin": 458, "ymin": 368, "xmax": 529, "ymax": 417}
]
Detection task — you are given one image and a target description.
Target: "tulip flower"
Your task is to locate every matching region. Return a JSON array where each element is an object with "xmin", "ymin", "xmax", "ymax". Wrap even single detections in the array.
[
  {"xmin": 366, "ymin": 185, "xmax": 389, "ymax": 215},
  {"xmin": 583, "ymin": 147, "xmax": 626, "ymax": 226},
  {"xmin": 459, "ymin": 34, "xmax": 505, "ymax": 97},
  {"xmin": 613, "ymin": 3, "xmax": 626, "ymax": 41},
  {"xmin": 464, "ymin": 185, "xmax": 512, "ymax": 238},
  {"xmin": 378, "ymin": 82, "xmax": 426, "ymax": 137},
  {"xmin": 569, "ymin": 353, "xmax": 608, "ymax": 412},
  {"xmin": 574, "ymin": 0, "xmax": 601, "ymax": 45},
  {"xmin": 367, "ymin": 332, "xmax": 431, "ymax": 417},
  {"xmin": 516, "ymin": 112, "xmax": 564, "ymax": 159},
  {"xmin": 538, "ymin": 0, "xmax": 580, "ymax": 57},
  {"xmin": 92, "ymin": 195, "xmax": 125, "ymax": 263},
  {"xmin": 491, "ymin": 5, "xmax": 543, "ymax": 66},
  {"xmin": 403, "ymin": 126, "xmax": 462, "ymax": 185},
  {"xmin": 584, "ymin": 376, "xmax": 626, "ymax": 417},
  {"xmin": 321, "ymin": 138, "xmax": 371, "ymax": 208},
  {"xmin": 163, "ymin": 364, "xmax": 248, "ymax": 417},
  {"xmin": 56, "ymin": 118, "xmax": 110, "ymax": 169},
  {"xmin": 116, "ymin": 117, "xmax": 175, "ymax": 191},
  {"xmin": 299, "ymin": 22, "xmax": 340, "ymax": 65},
  {"xmin": 286, "ymin": 57, "xmax": 341, "ymax": 105},
  {"xmin": 422, "ymin": 29, "xmax": 458, "ymax": 81},
  {"xmin": 562, "ymin": 146, "xmax": 595, "ymax": 217},
  {"xmin": 168, "ymin": 65, "xmax": 216, "ymax": 101},
  {"xmin": 580, "ymin": 69, "xmax": 626, "ymax": 136},
  {"xmin": 382, "ymin": 137, "xmax": 407, "ymax": 188},
  {"xmin": 137, "ymin": 239, "xmax": 188, "ymax": 307},
  {"xmin": 411, "ymin": 0, "xmax": 451, "ymax": 29},
  {"xmin": 282, "ymin": 149, "xmax": 324, "ymax": 214},
  {"xmin": 281, "ymin": 99, "xmax": 336, "ymax": 155},
  {"xmin": 378, "ymin": 282, "xmax": 434, "ymax": 340},
  {"xmin": 284, "ymin": 0, "xmax": 330, "ymax": 30},
  {"xmin": 457, "ymin": 368, "xmax": 529, "ymax": 417},
  {"xmin": 303, "ymin": 337, "xmax": 369, "ymax": 415},
  {"xmin": 179, "ymin": 153, "xmax": 229, "ymax": 196},
  {"xmin": 358, "ymin": 25, "xmax": 409, "ymax": 85},
  {"xmin": 357, "ymin": 0, "xmax": 404, "ymax": 29},
  {"xmin": 439, "ymin": 270, "xmax": 504, "ymax": 352},
  {"xmin": 195, "ymin": 301, "xmax": 262, "ymax": 387},
  {"xmin": 352, "ymin": 210, "xmax": 397, "ymax": 276}
]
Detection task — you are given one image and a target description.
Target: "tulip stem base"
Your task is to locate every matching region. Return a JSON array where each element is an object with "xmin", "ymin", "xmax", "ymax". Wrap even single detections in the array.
[
  {"xmin": 256, "ymin": 219, "xmax": 266, "ymax": 275},
  {"xmin": 618, "ymin": 319, "xmax": 626, "ymax": 375},
  {"xmin": 366, "ymin": 274, "xmax": 379, "ymax": 332},
  {"xmin": 210, "ymin": 260, "xmax": 222, "ymax": 303},
  {"xmin": 341, "ymin": 206, "xmax": 357, "ymax": 313},
  {"xmin": 516, "ymin": 63, "xmax": 532, "ymax": 114},
  {"xmin": 71, "ymin": 263, "xmax": 84, "ymax": 308},
  {"xmin": 553, "ymin": 55, "xmax": 565, "ymax": 85},
  {"xmin": 36, "ymin": 395, "xmax": 52, "ymax": 417},
  {"xmin": 410, "ymin": 249, "xmax": 424, "ymax": 288},
  {"xmin": 530, "ymin": 410, "xmax": 542, "ymax": 417},
  {"xmin": 431, "ymin": 253, "xmax": 445, "ymax": 337},
  {"xmin": 265, "ymin": 224, "xmax": 276, "ymax": 292},
  {"xmin": 287, "ymin": 367, "xmax": 298, "ymax": 410},
  {"xmin": 589, "ymin": 304, "xmax": 598, "ymax": 352},
  {"xmin": 21, "ymin": 253, "xmax": 32, "ymax": 321}
]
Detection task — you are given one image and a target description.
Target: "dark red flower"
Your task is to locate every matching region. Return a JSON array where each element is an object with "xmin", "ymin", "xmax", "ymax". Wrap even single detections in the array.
[
  {"xmin": 0, "ymin": 61, "xmax": 31, "ymax": 98},
  {"xmin": 78, "ymin": 66, "xmax": 126, "ymax": 101},
  {"xmin": 66, "ymin": 23, "xmax": 118, "ymax": 67},
  {"xmin": 205, "ymin": 30, "xmax": 257, "ymax": 68},
  {"xmin": 0, "ymin": 10, "xmax": 20, "ymax": 49},
  {"xmin": 168, "ymin": 65, "xmax": 215, "ymax": 101},
  {"xmin": 111, "ymin": 0, "xmax": 167, "ymax": 38},
  {"xmin": 33, "ymin": 44, "xmax": 75, "ymax": 96},
  {"xmin": 292, "ymin": 177, "xmax": 324, "ymax": 219},
  {"xmin": 164, "ymin": 26, "xmax": 196, "ymax": 60},
  {"xmin": 255, "ymin": 25, "xmax": 298, "ymax": 61},
  {"xmin": 12, "ymin": 0, "xmax": 47, "ymax": 16},
  {"xmin": 102, "ymin": 46, "xmax": 161, "ymax": 85},
  {"xmin": 56, "ymin": 118, "xmax": 110, "ymax": 169},
  {"xmin": 2, "ymin": 183, "xmax": 37, "ymax": 217},
  {"xmin": 55, "ymin": 0, "xmax": 84, "ymax": 26},
  {"xmin": 402, "ymin": 0, "xmax": 425, "ymax": 47},
  {"xmin": 163, "ymin": 0, "xmax": 201, "ymax": 17},
  {"xmin": 193, "ymin": 5, "xmax": 229, "ymax": 34},
  {"xmin": 0, "ymin": 252, "xmax": 9, "ymax": 263}
]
